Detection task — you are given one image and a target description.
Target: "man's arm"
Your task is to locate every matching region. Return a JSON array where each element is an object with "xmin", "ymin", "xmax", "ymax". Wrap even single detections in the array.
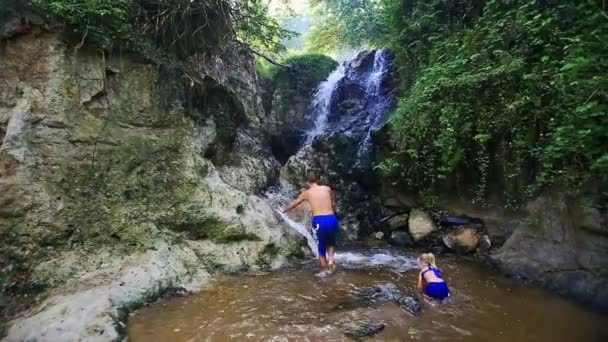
[{"xmin": 282, "ymin": 192, "xmax": 307, "ymax": 213}]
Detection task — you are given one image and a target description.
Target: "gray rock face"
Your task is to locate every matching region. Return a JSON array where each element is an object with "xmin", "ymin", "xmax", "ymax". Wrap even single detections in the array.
[
  {"xmin": 491, "ymin": 195, "xmax": 608, "ymax": 310},
  {"xmin": 408, "ymin": 209, "xmax": 437, "ymax": 241},
  {"xmin": 6, "ymin": 242, "xmax": 209, "ymax": 342},
  {"xmin": 0, "ymin": 20, "xmax": 301, "ymax": 336}
]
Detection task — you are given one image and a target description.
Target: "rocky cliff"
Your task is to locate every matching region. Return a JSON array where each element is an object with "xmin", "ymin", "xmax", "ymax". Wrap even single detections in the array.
[{"xmin": 0, "ymin": 8, "xmax": 301, "ymax": 340}]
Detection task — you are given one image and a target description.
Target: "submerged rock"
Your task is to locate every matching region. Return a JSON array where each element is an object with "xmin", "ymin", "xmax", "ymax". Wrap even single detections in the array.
[
  {"xmin": 343, "ymin": 322, "xmax": 385, "ymax": 339},
  {"xmin": 408, "ymin": 209, "xmax": 437, "ymax": 241},
  {"xmin": 350, "ymin": 282, "xmax": 421, "ymax": 315}
]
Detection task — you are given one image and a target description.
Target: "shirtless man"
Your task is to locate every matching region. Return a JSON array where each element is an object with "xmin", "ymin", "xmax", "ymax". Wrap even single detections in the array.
[{"xmin": 282, "ymin": 174, "xmax": 338, "ymax": 271}]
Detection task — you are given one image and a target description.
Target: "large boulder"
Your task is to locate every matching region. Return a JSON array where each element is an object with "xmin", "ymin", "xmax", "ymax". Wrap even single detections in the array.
[
  {"xmin": 442, "ymin": 227, "xmax": 480, "ymax": 253},
  {"xmin": 491, "ymin": 195, "xmax": 608, "ymax": 310},
  {"xmin": 408, "ymin": 209, "xmax": 437, "ymax": 241}
]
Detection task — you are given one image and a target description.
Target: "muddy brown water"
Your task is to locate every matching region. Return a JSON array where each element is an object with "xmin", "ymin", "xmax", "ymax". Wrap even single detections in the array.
[{"xmin": 128, "ymin": 252, "xmax": 608, "ymax": 341}]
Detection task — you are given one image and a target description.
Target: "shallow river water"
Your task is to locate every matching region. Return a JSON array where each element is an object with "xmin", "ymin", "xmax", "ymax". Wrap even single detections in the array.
[{"xmin": 128, "ymin": 250, "xmax": 608, "ymax": 341}]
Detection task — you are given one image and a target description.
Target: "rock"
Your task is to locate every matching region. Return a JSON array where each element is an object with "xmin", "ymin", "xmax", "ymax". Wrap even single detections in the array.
[
  {"xmin": 349, "ymin": 50, "xmax": 377, "ymax": 72},
  {"xmin": 0, "ymin": 15, "xmax": 302, "ymax": 335},
  {"xmin": 349, "ymin": 282, "xmax": 421, "ymax": 315},
  {"xmin": 408, "ymin": 209, "xmax": 437, "ymax": 241},
  {"xmin": 442, "ymin": 228, "xmax": 480, "ymax": 253},
  {"xmin": 385, "ymin": 213, "xmax": 408, "ymax": 230},
  {"xmin": 479, "ymin": 234, "xmax": 492, "ymax": 251},
  {"xmin": 374, "ymin": 231, "xmax": 384, "ymax": 240},
  {"xmin": 5, "ymin": 242, "xmax": 210, "ymax": 342},
  {"xmin": 343, "ymin": 323, "xmax": 385, "ymax": 338},
  {"xmin": 491, "ymin": 195, "xmax": 608, "ymax": 310},
  {"xmin": 389, "ymin": 231, "xmax": 413, "ymax": 247},
  {"xmin": 0, "ymin": 3, "xmax": 45, "ymax": 40},
  {"xmin": 397, "ymin": 295, "xmax": 422, "ymax": 315},
  {"xmin": 161, "ymin": 286, "xmax": 190, "ymax": 298}
]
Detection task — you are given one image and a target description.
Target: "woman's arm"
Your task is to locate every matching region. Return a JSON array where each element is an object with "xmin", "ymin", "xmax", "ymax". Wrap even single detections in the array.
[{"xmin": 417, "ymin": 272, "xmax": 423, "ymax": 291}]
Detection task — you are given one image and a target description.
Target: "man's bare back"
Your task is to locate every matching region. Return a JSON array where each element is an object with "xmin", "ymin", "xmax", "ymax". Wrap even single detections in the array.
[{"xmin": 300, "ymin": 184, "xmax": 334, "ymax": 216}]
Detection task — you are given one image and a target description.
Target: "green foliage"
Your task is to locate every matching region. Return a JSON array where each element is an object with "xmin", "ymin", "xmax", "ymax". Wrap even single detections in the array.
[
  {"xmin": 378, "ymin": 0, "xmax": 608, "ymax": 206},
  {"xmin": 272, "ymin": 53, "xmax": 339, "ymax": 91},
  {"xmin": 33, "ymin": 0, "xmax": 292, "ymax": 59},
  {"xmin": 232, "ymin": 0, "xmax": 297, "ymax": 55},
  {"xmin": 305, "ymin": 0, "xmax": 384, "ymax": 52},
  {"xmin": 33, "ymin": 0, "xmax": 132, "ymax": 47}
]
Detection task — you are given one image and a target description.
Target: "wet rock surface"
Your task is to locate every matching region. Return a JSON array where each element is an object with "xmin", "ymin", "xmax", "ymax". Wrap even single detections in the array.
[
  {"xmin": 408, "ymin": 209, "xmax": 437, "ymax": 242},
  {"xmin": 350, "ymin": 282, "xmax": 421, "ymax": 315},
  {"xmin": 342, "ymin": 322, "xmax": 385, "ymax": 339}
]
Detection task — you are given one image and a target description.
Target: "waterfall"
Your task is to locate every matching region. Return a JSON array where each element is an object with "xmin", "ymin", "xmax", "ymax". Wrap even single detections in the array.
[
  {"xmin": 304, "ymin": 64, "xmax": 346, "ymax": 145},
  {"xmin": 354, "ymin": 50, "xmax": 392, "ymax": 168},
  {"xmin": 264, "ymin": 50, "xmax": 408, "ymax": 269},
  {"xmin": 302, "ymin": 50, "xmax": 392, "ymax": 169}
]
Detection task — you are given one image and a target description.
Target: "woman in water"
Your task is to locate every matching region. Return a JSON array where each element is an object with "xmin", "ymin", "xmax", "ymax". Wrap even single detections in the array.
[{"xmin": 417, "ymin": 253, "xmax": 450, "ymax": 301}]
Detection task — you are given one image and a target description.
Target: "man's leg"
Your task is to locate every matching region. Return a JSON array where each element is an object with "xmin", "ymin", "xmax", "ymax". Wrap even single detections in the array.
[
  {"xmin": 318, "ymin": 255, "xmax": 328, "ymax": 268},
  {"xmin": 317, "ymin": 231, "xmax": 328, "ymax": 269},
  {"xmin": 326, "ymin": 225, "xmax": 338, "ymax": 271},
  {"xmin": 327, "ymin": 246, "xmax": 336, "ymax": 271}
]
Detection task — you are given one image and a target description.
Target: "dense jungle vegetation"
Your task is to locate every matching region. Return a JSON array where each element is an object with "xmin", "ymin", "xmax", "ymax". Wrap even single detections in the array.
[{"xmin": 308, "ymin": 0, "xmax": 607, "ymax": 206}]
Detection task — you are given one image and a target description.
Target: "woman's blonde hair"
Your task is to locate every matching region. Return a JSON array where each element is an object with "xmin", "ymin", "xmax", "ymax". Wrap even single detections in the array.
[{"xmin": 419, "ymin": 253, "xmax": 438, "ymax": 268}]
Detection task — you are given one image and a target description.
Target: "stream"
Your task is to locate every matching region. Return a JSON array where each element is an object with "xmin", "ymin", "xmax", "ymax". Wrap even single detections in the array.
[
  {"xmin": 128, "ymin": 248, "xmax": 608, "ymax": 341},
  {"xmin": 127, "ymin": 50, "xmax": 608, "ymax": 341}
]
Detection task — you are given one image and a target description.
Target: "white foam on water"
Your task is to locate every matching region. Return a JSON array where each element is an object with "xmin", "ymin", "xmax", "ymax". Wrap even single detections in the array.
[{"xmin": 334, "ymin": 252, "xmax": 417, "ymax": 273}]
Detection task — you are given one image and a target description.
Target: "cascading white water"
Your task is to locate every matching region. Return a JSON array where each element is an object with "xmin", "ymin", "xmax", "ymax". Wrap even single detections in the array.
[
  {"xmin": 354, "ymin": 50, "xmax": 392, "ymax": 167},
  {"xmin": 276, "ymin": 211, "xmax": 319, "ymax": 257},
  {"xmin": 304, "ymin": 64, "xmax": 346, "ymax": 144}
]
